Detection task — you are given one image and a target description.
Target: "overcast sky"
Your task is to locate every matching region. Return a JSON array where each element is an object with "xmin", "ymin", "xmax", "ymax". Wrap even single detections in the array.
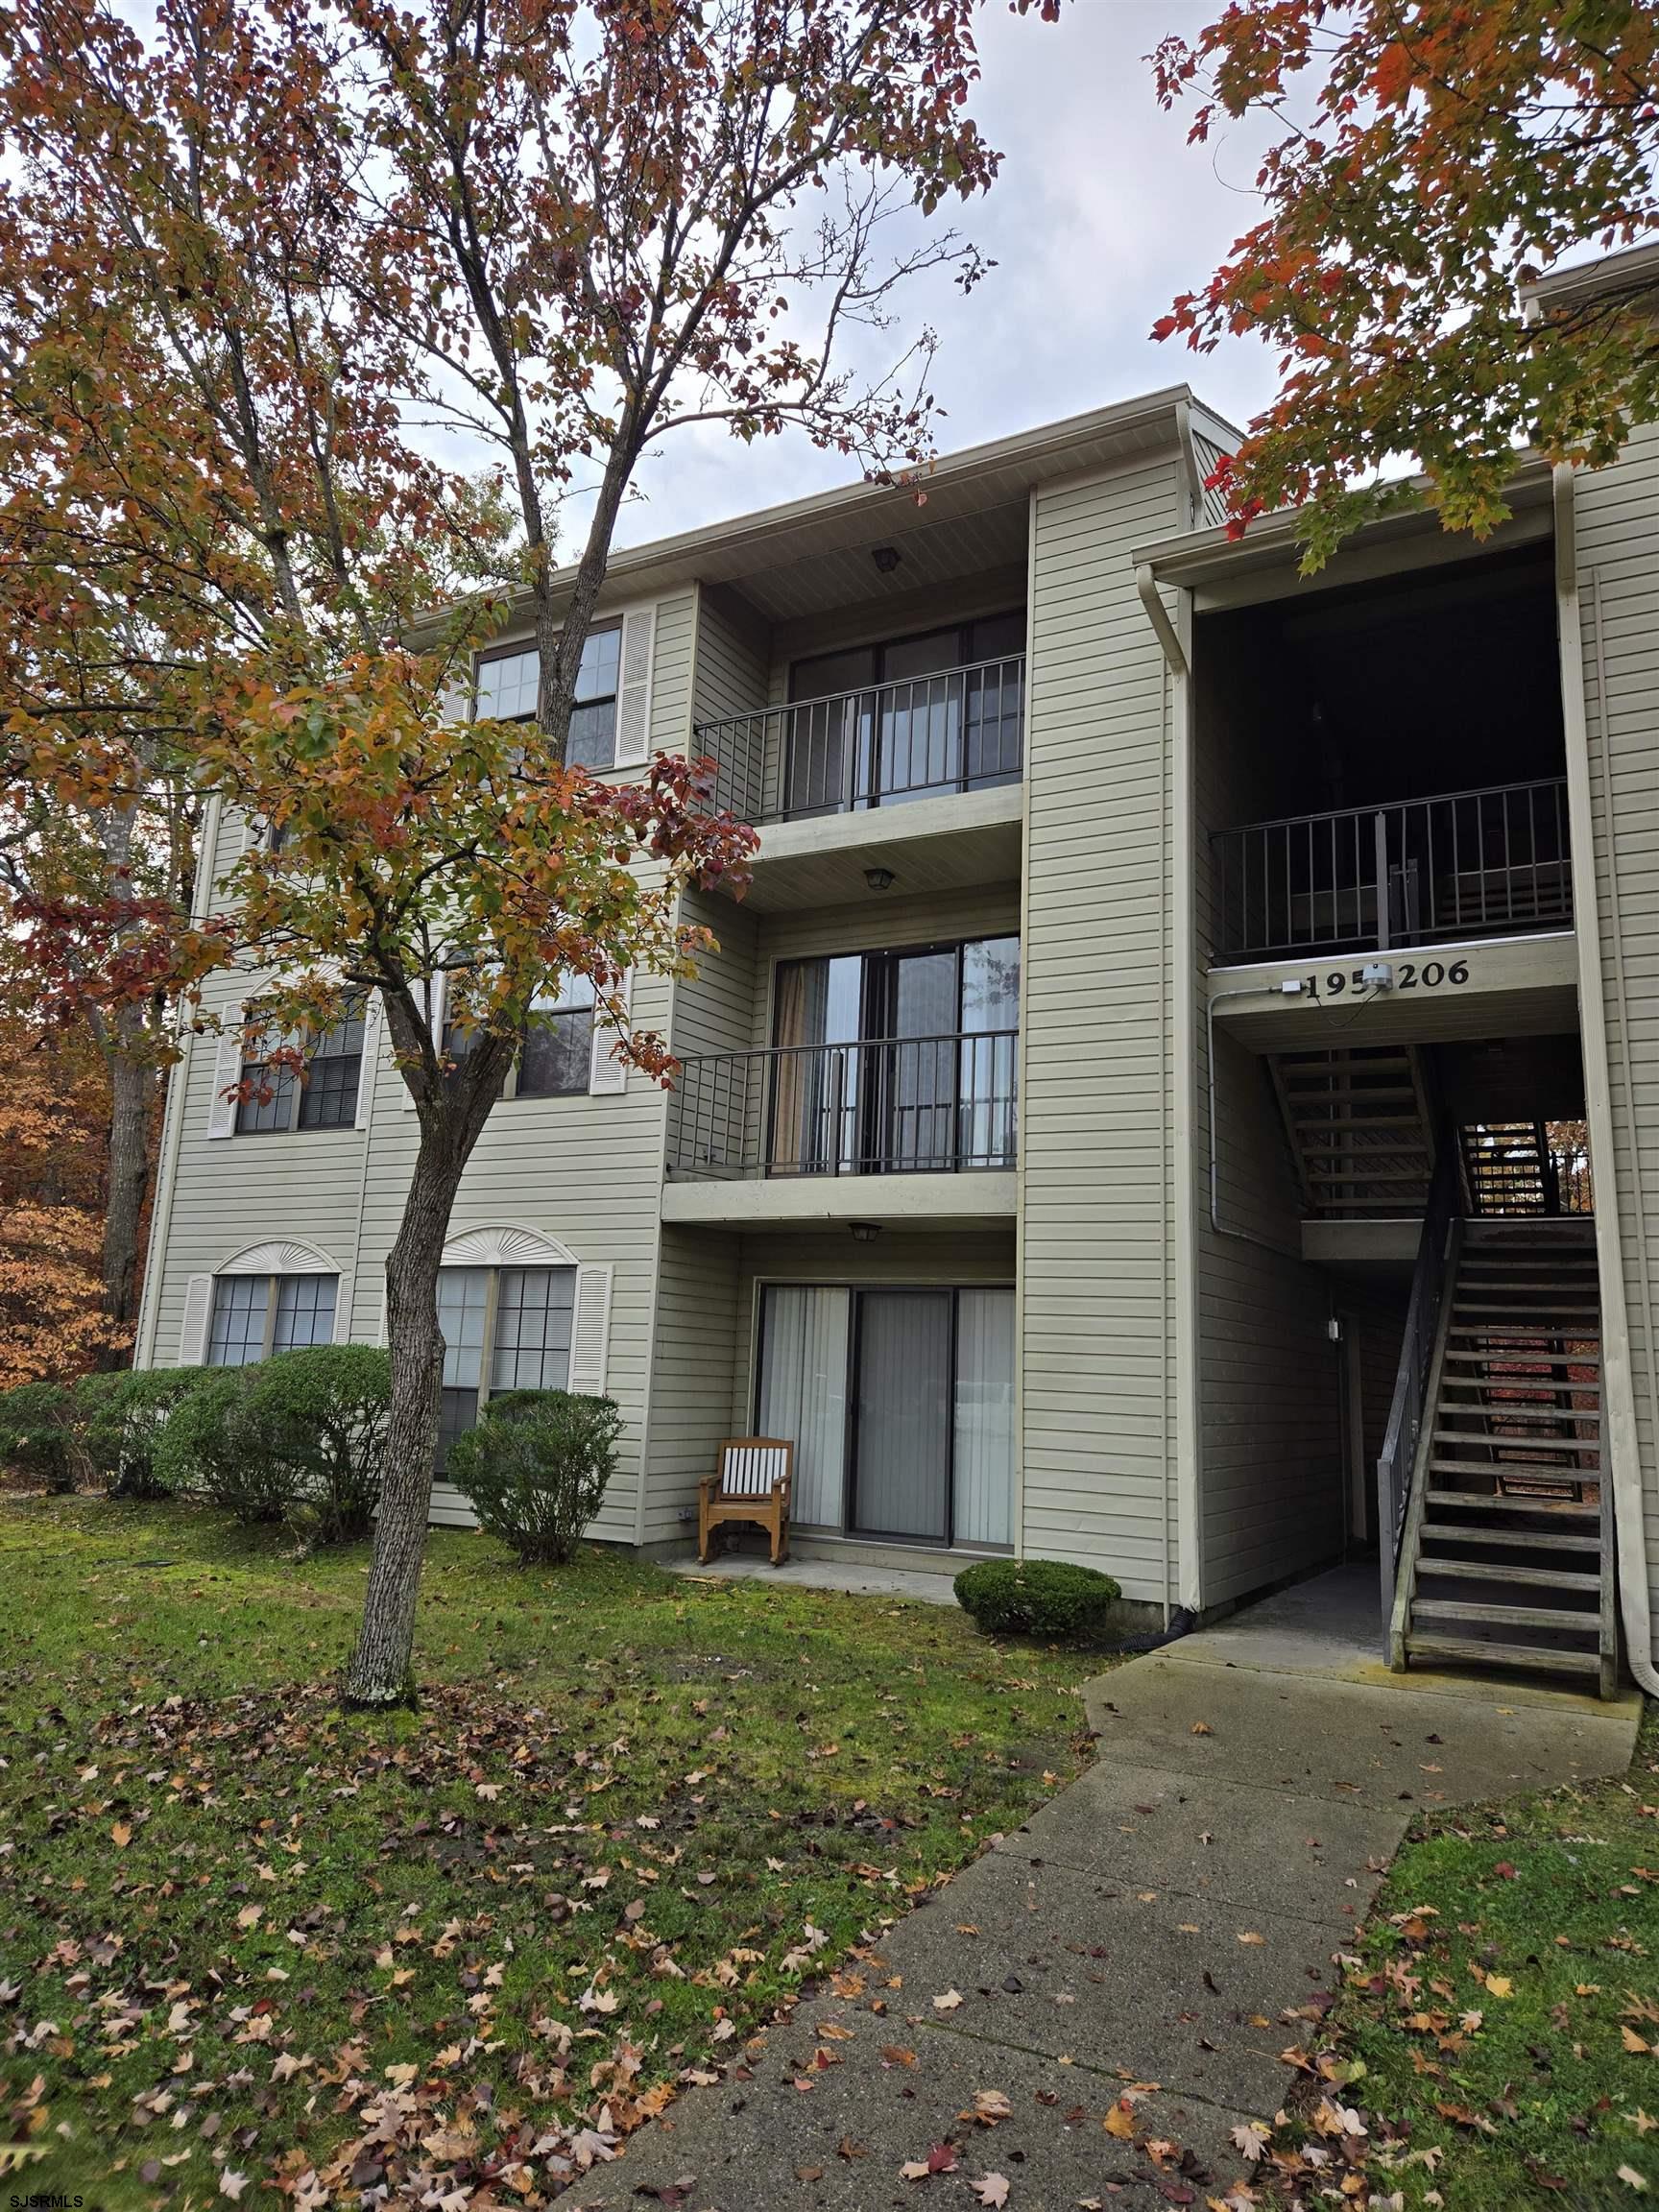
[{"xmin": 614, "ymin": 1, "xmax": 1285, "ymax": 547}]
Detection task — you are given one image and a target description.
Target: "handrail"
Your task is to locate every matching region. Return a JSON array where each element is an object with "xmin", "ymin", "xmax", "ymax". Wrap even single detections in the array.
[
  {"xmin": 693, "ymin": 654, "xmax": 1025, "ymax": 824},
  {"xmin": 1211, "ymin": 775, "xmax": 1572, "ymax": 960},
  {"xmin": 1375, "ymin": 1142, "xmax": 1459, "ymax": 1658},
  {"xmin": 666, "ymin": 1028, "xmax": 1019, "ymax": 1181}
]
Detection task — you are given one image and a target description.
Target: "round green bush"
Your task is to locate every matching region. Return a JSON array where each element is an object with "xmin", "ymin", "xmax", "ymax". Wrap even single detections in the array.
[
  {"xmin": 446, "ymin": 1388, "xmax": 622, "ymax": 1564},
  {"xmin": 74, "ymin": 1367, "xmax": 212, "ymax": 1498},
  {"xmin": 153, "ymin": 1346, "xmax": 390, "ymax": 1539},
  {"xmin": 953, "ymin": 1557, "xmax": 1122, "ymax": 1644}
]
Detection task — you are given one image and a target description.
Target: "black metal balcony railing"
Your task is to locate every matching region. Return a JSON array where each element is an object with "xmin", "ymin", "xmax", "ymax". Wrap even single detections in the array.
[
  {"xmin": 697, "ymin": 655, "xmax": 1024, "ymax": 824},
  {"xmin": 1211, "ymin": 777, "xmax": 1572, "ymax": 962},
  {"xmin": 666, "ymin": 1031, "xmax": 1019, "ymax": 1181}
]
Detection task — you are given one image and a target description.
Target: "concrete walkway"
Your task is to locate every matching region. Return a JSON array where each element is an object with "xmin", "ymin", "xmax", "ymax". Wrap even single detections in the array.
[{"xmin": 573, "ymin": 1570, "xmax": 1640, "ymax": 2212}]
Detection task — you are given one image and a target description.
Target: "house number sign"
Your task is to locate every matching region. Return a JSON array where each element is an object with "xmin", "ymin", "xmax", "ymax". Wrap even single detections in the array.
[{"xmin": 1309, "ymin": 958, "xmax": 1472, "ymax": 998}]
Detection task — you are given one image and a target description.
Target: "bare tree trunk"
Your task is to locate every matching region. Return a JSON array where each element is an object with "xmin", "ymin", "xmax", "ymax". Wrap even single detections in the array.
[
  {"xmin": 343, "ymin": 1022, "xmax": 516, "ymax": 1707},
  {"xmin": 342, "ymin": 1137, "xmax": 464, "ymax": 1705},
  {"xmin": 102, "ymin": 1043, "xmax": 156, "ymax": 1339}
]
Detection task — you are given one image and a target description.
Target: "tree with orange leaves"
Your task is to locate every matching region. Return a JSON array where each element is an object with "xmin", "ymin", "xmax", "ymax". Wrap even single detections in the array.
[
  {"xmin": 0, "ymin": 0, "xmax": 1046, "ymax": 1702},
  {"xmin": 0, "ymin": 1012, "xmax": 128, "ymax": 1393},
  {"xmin": 1152, "ymin": 1, "xmax": 1659, "ymax": 566}
]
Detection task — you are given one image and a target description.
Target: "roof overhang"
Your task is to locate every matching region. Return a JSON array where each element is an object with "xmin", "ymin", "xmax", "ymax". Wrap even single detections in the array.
[
  {"xmin": 1133, "ymin": 456, "xmax": 1556, "ymax": 613},
  {"xmin": 418, "ymin": 384, "xmax": 1238, "ymax": 641}
]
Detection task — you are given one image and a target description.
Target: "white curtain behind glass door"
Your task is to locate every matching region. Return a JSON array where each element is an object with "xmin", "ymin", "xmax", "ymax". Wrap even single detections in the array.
[
  {"xmin": 953, "ymin": 1287, "xmax": 1015, "ymax": 1546},
  {"xmin": 757, "ymin": 1286, "xmax": 850, "ymax": 1527}
]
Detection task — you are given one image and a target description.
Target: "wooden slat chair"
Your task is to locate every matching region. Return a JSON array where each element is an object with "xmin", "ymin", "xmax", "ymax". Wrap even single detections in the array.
[{"xmin": 698, "ymin": 1437, "xmax": 794, "ymax": 1566}]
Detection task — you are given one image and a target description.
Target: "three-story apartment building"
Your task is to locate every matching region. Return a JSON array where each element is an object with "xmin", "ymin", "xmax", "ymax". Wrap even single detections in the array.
[{"xmin": 135, "ymin": 245, "xmax": 1659, "ymax": 1698}]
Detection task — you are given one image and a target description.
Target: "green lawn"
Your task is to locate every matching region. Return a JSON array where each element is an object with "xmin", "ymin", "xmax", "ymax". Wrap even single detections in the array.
[
  {"xmin": 0, "ymin": 1498, "xmax": 1096, "ymax": 2207},
  {"xmin": 1272, "ymin": 1707, "xmax": 1659, "ymax": 2211}
]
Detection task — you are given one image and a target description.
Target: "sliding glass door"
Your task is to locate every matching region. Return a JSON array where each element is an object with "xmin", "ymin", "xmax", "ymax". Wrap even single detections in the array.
[
  {"xmin": 853, "ymin": 1291, "xmax": 952, "ymax": 1539},
  {"xmin": 757, "ymin": 1283, "xmax": 1015, "ymax": 1548},
  {"xmin": 768, "ymin": 936, "xmax": 1020, "ymax": 1177}
]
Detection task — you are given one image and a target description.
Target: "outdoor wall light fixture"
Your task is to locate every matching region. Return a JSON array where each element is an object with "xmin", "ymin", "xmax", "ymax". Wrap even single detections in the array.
[
  {"xmin": 849, "ymin": 1221, "xmax": 881, "ymax": 1243},
  {"xmin": 864, "ymin": 866, "xmax": 895, "ymax": 892},
  {"xmin": 871, "ymin": 544, "xmax": 902, "ymax": 574}
]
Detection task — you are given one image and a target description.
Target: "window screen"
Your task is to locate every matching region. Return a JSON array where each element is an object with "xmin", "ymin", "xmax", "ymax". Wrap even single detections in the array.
[
  {"xmin": 436, "ymin": 1266, "xmax": 489, "ymax": 1459},
  {"xmin": 473, "ymin": 627, "xmax": 621, "ymax": 770},
  {"xmin": 207, "ymin": 1276, "xmax": 270, "ymax": 1366},
  {"xmin": 518, "ymin": 973, "xmax": 596, "ymax": 1098},
  {"xmin": 491, "ymin": 1268, "xmax": 574, "ymax": 1393},
  {"xmin": 298, "ymin": 999, "xmax": 365, "ymax": 1130},
  {"xmin": 274, "ymin": 1274, "xmax": 338, "ymax": 1351}
]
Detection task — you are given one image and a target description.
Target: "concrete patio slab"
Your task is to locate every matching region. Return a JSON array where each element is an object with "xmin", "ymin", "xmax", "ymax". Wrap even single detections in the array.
[
  {"xmin": 661, "ymin": 1553, "xmax": 960, "ymax": 1604},
  {"xmin": 1089, "ymin": 1651, "xmax": 1636, "ymax": 1808}
]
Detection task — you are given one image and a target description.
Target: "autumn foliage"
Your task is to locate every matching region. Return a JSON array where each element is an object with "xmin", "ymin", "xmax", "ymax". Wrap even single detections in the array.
[
  {"xmin": 0, "ymin": 1015, "xmax": 129, "ymax": 1389},
  {"xmin": 1152, "ymin": 1, "xmax": 1659, "ymax": 565}
]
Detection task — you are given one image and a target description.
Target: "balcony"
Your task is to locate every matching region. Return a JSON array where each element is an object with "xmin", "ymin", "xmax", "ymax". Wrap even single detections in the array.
[
  {"xmin": 661, "ymin": 1031, "xmax": 1018, "ymax": 1228},
  {"xmin": 1211, "ymin": 778, "xmax": 1573, "ymax": 965}
]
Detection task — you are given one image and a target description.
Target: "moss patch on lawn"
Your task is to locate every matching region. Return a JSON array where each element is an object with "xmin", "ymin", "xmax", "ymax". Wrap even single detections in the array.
[{"xmin": 0, "ymin": 1499, "xmax": 1099, "ymax": 2207}]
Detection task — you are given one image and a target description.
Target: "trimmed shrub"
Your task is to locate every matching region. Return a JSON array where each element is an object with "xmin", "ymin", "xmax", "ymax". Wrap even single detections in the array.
[
  {"xmin": 239, "ymin": 1345, "xmax": 390, "ymax": 1543},
  {"xmin": 153, "ymin": 1347, "xmax": 391, "ymax": 1539},
  {"xmin": 447, "ymin": 1388, "xmax": 622, "ymax": 1564},
  {"xmin": 953, "ymin": 1558, "xmax": 1123, "ymax": 1645},
  {"xmin": 75, "ymin": 1367, "xmax": 211, "ymax": 1498},
  {"xmin": 153, "ymin": 1365, "xmax": 300, "ymax": 1523},
  {"xmin": 0, "ymin": 1380, "xmax": 80, "ymax": 1491}
]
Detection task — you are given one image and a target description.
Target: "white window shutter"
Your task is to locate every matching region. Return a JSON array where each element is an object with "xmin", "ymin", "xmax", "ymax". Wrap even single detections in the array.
[
  {"xmin": 332, "ymin": 1275, "xmax": 353, "ymax": 1344},
  {"xmin": 179, "ymin": 1274, "xmax": 213, "ymax": 1366},
  {"xmin": 613, "ymin": 605, "xmax": 657, "ymax": 766},
  {"xmin": 355, "ymin": 991, "xmax": 385, "ymax": 1130},
  {"xmin": 589, "ymin": 968, "xmax": 632, "ymax": 1095},
  {"xmin": 206, "ymin": 1030, "xmax": 245, "ymax": 1139},
  {"xmin": 403, "ymin": 974, "xmax": 447, "ymax": 1109},
  {"xmin": 567, "ymin": 1263, "xmax": 613, "ymax": 1397}
]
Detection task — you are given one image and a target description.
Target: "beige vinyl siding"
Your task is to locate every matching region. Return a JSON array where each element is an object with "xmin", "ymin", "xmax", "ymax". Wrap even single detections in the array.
[
  {"xmin": 1575, "ymin": 421, "xmax": 1659, "ymax": 1661},
  {"xmin": 638, "ymin": 1227, "xmax": 743, "ymax": 1546},
  {"xmin": 1345, "ymin": 1274, "xmax": 1411, "ymax": 1530},
  {"xmin": 1021, "ymin": 457, "xmax": 1185, "ymax": 1602},
  {"xmin": 642, "ymin": 876, "xmax": 763, "ymax": 1541},
  {"xmin": 1197, "ymin": 1026, "xmax": 1343, "ymax": 1602},
  {"xmin": 691, "ymin": 583, "xmax": 771, "ymax": 729}
]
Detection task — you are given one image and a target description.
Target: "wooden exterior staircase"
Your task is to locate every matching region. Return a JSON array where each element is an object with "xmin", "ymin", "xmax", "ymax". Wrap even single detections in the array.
[
  {"xmin": 1271, "ymin": 1046, "xmax": 1435, "ymax": 1217},
  {"xmin": 1389, "ymin": 1217, "xmax": 1616, "ymax": 1696}
]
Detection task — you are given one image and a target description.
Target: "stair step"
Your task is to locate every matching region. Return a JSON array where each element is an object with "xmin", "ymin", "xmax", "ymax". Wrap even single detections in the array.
[
  {"xmin": 1455, "ymin": 1273, "xmax": 1600, "ymax": 1289},
  {"xmin": 1292, "ymin": 1113, "xmax": 1425, "ymax": 1130},
  {"xmin": 1307, "ymin": 1168, "xmax": 1431, "ymax": 1185},
  {"xmin": 1419, "ymin": 1522, "xmax": 1602, "ymax": 1553},
  {"xmin": 1405, "ymin": 1633, "xmax": 1602, "ymax": 1678},
  {"xmin": 1436, "ymin": 1404, "xmax": 1599, "ymax": 1425},
  {"xmin": 1443, "ymin": 1349, "xmax": 1601, "ymax": 1369},
  {"xmin": 1414, "ymin": 1557, "xmax": 1603, "ymax": 1592},
  {"xmin": 1431, "ymin": 1438, "xmax": 1600, "ymax": 1460},
  {"xmin": 1425, "ymin": 1487, "xmax": 1598, "ymax": 1517},
  {"xmin": 1411, "ymin": 1597, "xmax": 1599, "ymax": 1633}
]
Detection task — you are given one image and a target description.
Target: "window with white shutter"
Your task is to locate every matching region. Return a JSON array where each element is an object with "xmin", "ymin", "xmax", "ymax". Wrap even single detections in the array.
[
  {"xmin": 588, "ymin": 970, "xmax": 632, "ymax": 1095},
  {"xmin": 613, "ymin": 605, "xmax": 656, "ymax": 766}
]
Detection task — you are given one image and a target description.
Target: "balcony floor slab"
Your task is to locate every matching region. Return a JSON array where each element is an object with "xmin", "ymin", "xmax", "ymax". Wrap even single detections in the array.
[
  {"xmin": 661, "ymin": 1166, "xmax": 1015, "ymax": 1228},
  {"xmin": 734, "ymin": 781, "xmax": 1022, "ymax": 911}
]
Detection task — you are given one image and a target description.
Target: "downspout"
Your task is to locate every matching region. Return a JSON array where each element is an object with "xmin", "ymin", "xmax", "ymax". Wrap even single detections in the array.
[{"xmin": 1553, "ymin": 462, "xmax": 1659, "ymax": 1697}]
